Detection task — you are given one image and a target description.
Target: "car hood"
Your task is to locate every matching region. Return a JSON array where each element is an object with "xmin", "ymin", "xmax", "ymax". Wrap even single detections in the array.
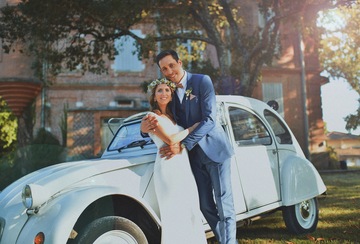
[{"xmin": 0, "ymin": 155, "xmax": 153, "ymax": 208}]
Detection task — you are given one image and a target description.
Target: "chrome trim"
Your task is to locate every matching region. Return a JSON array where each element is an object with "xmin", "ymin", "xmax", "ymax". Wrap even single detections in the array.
[{"xmin": 0, "ymin": 217, "xmax": 5, "ymax": 242}]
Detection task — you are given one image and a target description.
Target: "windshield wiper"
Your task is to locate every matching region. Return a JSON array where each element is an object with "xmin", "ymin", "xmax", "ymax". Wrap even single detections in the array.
[{"xmin": 117, "ymin": 139, "xmax": 152, "ymax": 152}]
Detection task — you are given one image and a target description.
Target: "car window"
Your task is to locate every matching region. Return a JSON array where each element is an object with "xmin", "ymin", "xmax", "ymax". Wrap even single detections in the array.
[
  {"xmin": 264, "ymin": 109, "xmax": 292, "ymax": 144},
  {"xmin": 108, "ymin": 121, "xmax": 152, "ymax": 151},
  {"xmin": 229, "ymin": 107, "xmax": 272, "ymax": 146}
]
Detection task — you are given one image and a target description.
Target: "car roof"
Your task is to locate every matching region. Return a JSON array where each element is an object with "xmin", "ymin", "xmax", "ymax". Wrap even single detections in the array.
[
  {"xmin": 123, "ymin": 111, "xmax": 148, "ymax": 123},
  {"xmin": 123, "ymin": 96, "xmax": 274, "ymax": 124},
  {"xmin": 216, "ymin": 95, "xmax": 272, "ymax": 111}
]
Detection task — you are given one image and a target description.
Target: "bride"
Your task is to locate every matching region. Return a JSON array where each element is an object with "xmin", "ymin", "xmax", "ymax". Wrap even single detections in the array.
[{"xmin": 146, "ymin": 78, "xmax": 207, "ymax": 244}]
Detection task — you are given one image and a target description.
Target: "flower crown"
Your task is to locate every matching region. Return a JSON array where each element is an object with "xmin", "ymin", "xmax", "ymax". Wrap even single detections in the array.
[{"xmin": 147, "ymin": 78, "xmax": 177, "ymax": 92}]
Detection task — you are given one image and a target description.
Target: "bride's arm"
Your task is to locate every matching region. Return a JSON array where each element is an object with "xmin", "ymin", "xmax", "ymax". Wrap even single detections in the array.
[
  {"xmin": 153, "ymin": 120, "xmax": 199, "ymax": 146},
  {"xmin": 167, "ymin": 122, "xmax": 199, "ymax": 145}
]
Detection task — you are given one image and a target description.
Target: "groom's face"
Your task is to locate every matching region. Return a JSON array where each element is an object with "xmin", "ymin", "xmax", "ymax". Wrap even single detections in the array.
[{"xmin": 158, "ymin": 55, "xmax": 184, "ymax": 84}]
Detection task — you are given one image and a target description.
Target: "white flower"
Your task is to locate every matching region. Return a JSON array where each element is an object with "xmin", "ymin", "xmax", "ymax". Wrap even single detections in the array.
[
  {"xmin": 185, "ymin": 87, "xmax": 193, "ymax": 100},
  {"xmin": 147, "ymin": 78, "xmax": 177, "ymax": 92}
]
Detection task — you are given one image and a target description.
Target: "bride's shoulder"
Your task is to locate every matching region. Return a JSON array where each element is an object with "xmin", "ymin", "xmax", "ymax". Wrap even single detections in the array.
[{"xmin": 147, "ymin": 111, "xmax": 165, "ymax": 123}]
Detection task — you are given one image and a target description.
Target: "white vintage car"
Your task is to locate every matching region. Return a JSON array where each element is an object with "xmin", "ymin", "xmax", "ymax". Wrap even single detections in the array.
[{"xmin": 0, "ymin": 95, "xmax": 326, "ymax": 244}]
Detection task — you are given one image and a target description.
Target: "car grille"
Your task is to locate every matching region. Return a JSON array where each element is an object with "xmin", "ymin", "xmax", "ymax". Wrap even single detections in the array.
[{"xmin": 0, "ymin": 217, "xmax": 4, "ymax": 242}]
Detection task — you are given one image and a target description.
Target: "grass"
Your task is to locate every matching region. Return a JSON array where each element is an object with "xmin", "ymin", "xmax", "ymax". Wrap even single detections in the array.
[{"xmin": 208, "ymin": 170, "xmax": 360, "ymax": 244}]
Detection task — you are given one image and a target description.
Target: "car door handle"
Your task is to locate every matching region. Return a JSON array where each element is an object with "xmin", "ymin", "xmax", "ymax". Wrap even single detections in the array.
[{"xmin": 272, "ymin": 149, "xmax": 277, "ymax": 154}]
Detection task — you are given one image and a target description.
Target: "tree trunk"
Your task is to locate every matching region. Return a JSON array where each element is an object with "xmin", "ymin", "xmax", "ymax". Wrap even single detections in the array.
[{"xmin": 16, "ymin": 104, "xmax": 35, "ymax": 175}]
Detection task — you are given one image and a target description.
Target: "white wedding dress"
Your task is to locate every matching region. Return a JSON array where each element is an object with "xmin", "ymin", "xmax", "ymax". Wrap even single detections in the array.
[{"xmin": 148, "ymin": 112, "xmax": 207, "ymax": 244}]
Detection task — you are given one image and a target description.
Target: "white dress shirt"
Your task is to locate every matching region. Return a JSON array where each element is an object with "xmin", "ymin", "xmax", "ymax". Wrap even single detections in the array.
[{"xmin": 176, "ymin": 71, "xmax": 187, "ymax": 104}]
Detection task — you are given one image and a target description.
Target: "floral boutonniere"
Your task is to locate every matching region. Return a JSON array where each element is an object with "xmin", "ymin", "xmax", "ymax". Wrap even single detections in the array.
[{"xmin": 185, "ymin": 87, "xmax": 193, "ymax": 100}]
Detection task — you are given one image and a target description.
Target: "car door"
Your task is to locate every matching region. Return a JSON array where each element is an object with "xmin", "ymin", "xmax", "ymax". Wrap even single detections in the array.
[{"xmin": 226, "ymin": 105, "xmax": 281, "ymax": 210}]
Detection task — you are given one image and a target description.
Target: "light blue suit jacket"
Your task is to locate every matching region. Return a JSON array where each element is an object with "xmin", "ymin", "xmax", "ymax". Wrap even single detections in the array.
[{"xmin": 172, "ymin": 72, "xmax": 234, "ymax": 163}]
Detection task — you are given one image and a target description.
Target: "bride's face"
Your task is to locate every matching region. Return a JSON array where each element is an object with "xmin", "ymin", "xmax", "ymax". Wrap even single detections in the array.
[{"xmin": 155, "ymin": 84, "xmax": 172, "ymax": 106}]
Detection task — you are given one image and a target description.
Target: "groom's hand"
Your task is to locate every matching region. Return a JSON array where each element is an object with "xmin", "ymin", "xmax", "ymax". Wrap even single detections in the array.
[
  {"xmin": 159, "ymin": 143, "xmax": 181, "ymax": 159},
  {"xmin": 141, "ymin": 113, "xmax": 158, "ymax": 133}
]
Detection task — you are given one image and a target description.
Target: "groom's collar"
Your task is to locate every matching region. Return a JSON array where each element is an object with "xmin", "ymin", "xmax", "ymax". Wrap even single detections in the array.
[{"xmin": 178, "ymin": 71, "xmax": 188, "ymax": 89}]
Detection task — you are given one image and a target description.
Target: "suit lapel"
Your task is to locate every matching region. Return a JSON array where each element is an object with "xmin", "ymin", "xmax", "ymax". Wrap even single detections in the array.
[
  {"xmin": 171, "ymin": 98, "xmax": 178, "ymax": 122},
  {"xmin": 185, "ymin": 73, "xmax": 193, "ymax": 123}
]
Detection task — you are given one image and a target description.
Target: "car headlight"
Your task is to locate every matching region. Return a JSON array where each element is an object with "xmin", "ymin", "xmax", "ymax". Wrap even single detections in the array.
[
  {"xmin": 22, "ymin": 185, "xmax": 33, "ymax": 208},
  {"xmin": 22, "ymin": 184, "xmax": 50, "ymax": 210}
]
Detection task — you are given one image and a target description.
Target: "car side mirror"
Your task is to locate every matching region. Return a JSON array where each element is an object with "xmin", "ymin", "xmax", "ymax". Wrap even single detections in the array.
[{"xmin": 267, "ymin": 100, "xmax": 279, "ymax": 111}]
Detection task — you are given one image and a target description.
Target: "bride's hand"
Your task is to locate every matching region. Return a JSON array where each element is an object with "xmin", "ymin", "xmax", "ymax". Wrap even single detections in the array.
[
  {"xmin": 141, "ymin": 113, "xmax": 158, "ymax": 133},
  {"xmin": 159, "ymin": 144, "xmax": 181, "ymax": 159}
]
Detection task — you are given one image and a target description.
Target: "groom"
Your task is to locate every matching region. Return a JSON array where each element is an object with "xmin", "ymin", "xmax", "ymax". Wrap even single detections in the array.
[{"xmin": 141, "ymin": 49, "xmax": 237, "ymax": 244}]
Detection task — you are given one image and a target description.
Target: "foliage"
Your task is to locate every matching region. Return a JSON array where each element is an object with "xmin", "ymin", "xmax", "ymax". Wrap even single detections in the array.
[
  {"xmin": 140, "ymin": 80, "xmax": 152, "ymax": 94},
  {"xmin": 0, "ymin": 0, "xmax": 161, "ymax": 82},
  {"xmin": 0, "ymin": 96, "xmax": 17, "ymax": 153},
  {"xmin": 1, "ymin": 0, "xmax": 348, "ymax": 96},
  {"xmin": 0, "ymin": 128, "xmax": 65, "ymax": 190},
  {"xmin": 150, "ymin": 0, "xmax": 285, "ymax": 95},
  {"xmin": 318, "ymin": 0, "xmax": 360, "ymax": 130},
  {"xmin": 344, "ymin": 102, "xmax": 360, "ymax": 131},
  {"xmin": 327, "ymin": 145, "xmax": 340, "ymax": 169},
  {"xmin": 140, "ymin": 45, "xmax": 219, "ymax": 94},
  {"xmin": 318, "ymin": 1, "xmax": 360, "ymax": 94},
  {"xmin": 0, "ymin": 0, "xmax": 300, "ymax": 95}
]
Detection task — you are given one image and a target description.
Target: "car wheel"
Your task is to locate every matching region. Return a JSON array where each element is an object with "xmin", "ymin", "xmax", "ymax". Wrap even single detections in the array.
[
  {"xmin": 75, "ymin": 216, "xmax": 148, "ymax": 244},
  {"xmin": 282, "ymin": 197, "xmax": 319, "ymax": 234}
]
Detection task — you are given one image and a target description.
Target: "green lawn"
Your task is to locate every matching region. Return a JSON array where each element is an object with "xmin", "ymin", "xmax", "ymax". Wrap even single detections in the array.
[{"xmin": 208, "ymin": 171, "xmax": 360, "ymax": 244}]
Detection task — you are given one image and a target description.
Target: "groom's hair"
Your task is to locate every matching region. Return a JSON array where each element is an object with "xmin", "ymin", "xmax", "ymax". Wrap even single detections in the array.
[{"xmin": 155, "ymin": 49, "xmax": 179, "ymax": 66}]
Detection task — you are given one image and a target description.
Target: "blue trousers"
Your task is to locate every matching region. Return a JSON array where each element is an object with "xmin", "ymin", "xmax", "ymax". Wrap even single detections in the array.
[{"xmin": 189, "ymin": 145, "xmax": 237, "ymax": 244}]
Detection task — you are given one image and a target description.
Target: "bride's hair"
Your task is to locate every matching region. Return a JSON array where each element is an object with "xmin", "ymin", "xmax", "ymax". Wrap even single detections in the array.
[{"xmin": 149, "ymin": 84, "xmax": 174, "ymax": 118}]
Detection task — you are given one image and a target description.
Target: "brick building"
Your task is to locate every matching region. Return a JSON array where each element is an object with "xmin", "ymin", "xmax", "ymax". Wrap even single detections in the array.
[
  {"xmin": 326, "ymin": 132, "xmax": 360, "ymax": 167},
  {"xmin": 0, "ymin": 0, "xmax": 328, "ymax": 164}
]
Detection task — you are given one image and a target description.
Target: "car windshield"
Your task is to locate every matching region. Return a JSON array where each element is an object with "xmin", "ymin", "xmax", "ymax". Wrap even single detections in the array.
[{"xmin": 108, "ymin": 121, "xmax": 153, "ymax": 151}]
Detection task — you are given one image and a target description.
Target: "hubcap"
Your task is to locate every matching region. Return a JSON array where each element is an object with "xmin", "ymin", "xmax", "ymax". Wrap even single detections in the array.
[
  {"xmin": 295, "ymin": 199, "xmax": 316, "ymax": 229},
  {"xmin": 300, "ymin": 201, "xmax": 310, "ymax": 218},
  {"xmin": 93, "ymin": 230, "xmax": 138, "ymax": 244}
]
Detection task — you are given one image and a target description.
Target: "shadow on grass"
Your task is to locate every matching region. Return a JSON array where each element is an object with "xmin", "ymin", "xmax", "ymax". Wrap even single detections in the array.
[{"xmin": 207, "ymin": 171, "xmax": 360, "ymax": 244}]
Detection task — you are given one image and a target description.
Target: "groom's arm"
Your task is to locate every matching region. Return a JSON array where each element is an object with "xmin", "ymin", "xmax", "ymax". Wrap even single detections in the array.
[
  {"xmin": 182, "ymin": 75, "xmax": 216, "ymax": 150},
  {"xmin": 160, "ymin": 75, "xmax": 216, "ymax": 157}
]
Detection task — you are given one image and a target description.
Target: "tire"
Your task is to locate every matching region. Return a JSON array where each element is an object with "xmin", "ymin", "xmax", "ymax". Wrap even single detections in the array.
[
  {"xmin": 282, "ymin": 197, "xmax": 319, "ymax": 234},
  {"xmin": 75, "ymin": 216, "xmax": 148, "ymax": 244}
]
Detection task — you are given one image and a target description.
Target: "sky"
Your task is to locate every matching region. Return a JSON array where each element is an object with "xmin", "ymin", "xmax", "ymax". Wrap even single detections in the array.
[
  {"xmin": 321, "ymin": 77, "xmax": 360, "ymax": 135},
  {"xmin": 317, "ymin": 8, "xmax": 360, "ymax": 135}
]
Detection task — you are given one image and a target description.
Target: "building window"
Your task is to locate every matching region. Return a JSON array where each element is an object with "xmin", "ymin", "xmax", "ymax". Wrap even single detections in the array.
[
  {"xmin": 141, "ymin": 100, "xmax": 150, "ymax": 109},
  {"xmin": 113, "ymin": 96, "xmax": 135, "ymax": 108},
  {"xmin": 262, "ymin": 83, "xmax": 284, "ymax": 117},
  {"xmin": 111, "ymin": 29, "xmax": 145, "ymax": 72},
  {"xmin": 0, "ymin": 38, "xmax": 2, "ymax": 62}
]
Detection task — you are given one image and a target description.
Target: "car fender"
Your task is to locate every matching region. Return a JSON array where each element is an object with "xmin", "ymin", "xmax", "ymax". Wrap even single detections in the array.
[
  {"xmin": 280, "ymin": 154, "xmax": 326, "ymax": 206},
  {"xmin": 16, "ymin": 184, "xmax": 159, "ymax": 244}
]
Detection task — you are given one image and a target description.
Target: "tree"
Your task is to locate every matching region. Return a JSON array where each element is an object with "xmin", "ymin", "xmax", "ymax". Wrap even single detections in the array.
[
  {"xmin": 0, "ymin": 0, "xmax": 161, "ymax": 81},
  {"xmin": 0, "ymin": 96, "xmax": 17, "ymax": 190},
  {"xmin": 0, "ymin": 0, "xmax": 283, "ymax": 95},
  {"xmin": 344, "ymin": 104, "xmax": 360, "ymax": 131},
  {"xmin": 0, "ymin": 96, "xmax": 17, "ymax": 154},
  {"xmin": 318, "ymin": 0, "xmax": 360, "ymax": 131},
  {"xmin": 1, "ymin": 0, "xmax": 346, "ymax": 95},
  {"xmin": 151, "ymin": 0, "xmax": 284, "ymax": 95}
]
